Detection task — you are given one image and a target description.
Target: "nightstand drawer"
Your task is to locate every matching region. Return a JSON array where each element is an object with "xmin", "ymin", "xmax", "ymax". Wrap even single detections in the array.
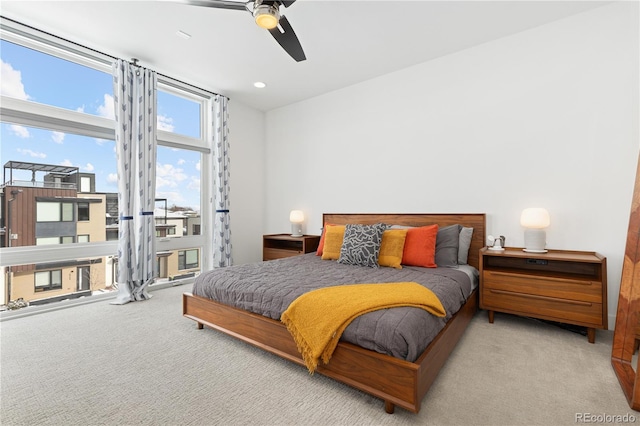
[
  {"xmin": 483, "ymin": 270, "xmax": 602, "ymax": 303},
  {"xmin": 482, "ymin": 288, "xmax": 604, "ymax": 327},
  {"xmin": 263, "ymin": 248, "xmax": 302, "ymax": 260}
]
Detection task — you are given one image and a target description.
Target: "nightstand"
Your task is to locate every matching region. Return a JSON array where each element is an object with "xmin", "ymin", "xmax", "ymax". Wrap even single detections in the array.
[
  {"xmin": 479, "ymin": 247, "xmax": 607, "ymax": 343},
  {"xmin": 263, "ymin": 234, "xmax": 321, "ymax": 261}
]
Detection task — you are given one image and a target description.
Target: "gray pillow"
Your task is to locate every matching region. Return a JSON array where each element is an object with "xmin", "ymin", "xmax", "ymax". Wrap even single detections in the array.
[
  {"xmin": 435, "ymin": 224, "xmax": 461, "ymax": 268},
  {"xmin": 338, "ymin": 223, "xmax": 387, "ymax": 268},
  {"xmin": 458, "ymin": 227, "xmax": 474, "ymax": 265}
]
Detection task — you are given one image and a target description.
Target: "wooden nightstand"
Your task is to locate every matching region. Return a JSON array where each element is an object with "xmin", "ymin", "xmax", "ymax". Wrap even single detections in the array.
[
  {"xmin": 263, "ymin": 234, "xmax": 321, "ymax": 261},
  {"xmin": 479, "ymin": 247, "xmax": 607, "ymax": 343}
]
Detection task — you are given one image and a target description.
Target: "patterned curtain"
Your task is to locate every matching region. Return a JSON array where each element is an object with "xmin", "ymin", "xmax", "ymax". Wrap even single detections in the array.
[
  {"xmin": 213, "ymin": 95, "xmax": 232, "ymax": 267},
  {"xmin": 111, "ymin": 59, "xmax": 157, "ymax": 305}
]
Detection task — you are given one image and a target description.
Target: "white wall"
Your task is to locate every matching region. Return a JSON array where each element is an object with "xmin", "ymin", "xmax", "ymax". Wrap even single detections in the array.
[
  {"xmin": 263, "ymin": 2, "xmax": 639, "ymax": 327},
  {"xmin": 228, "ymin": 100, "xmax": 265, "ymax": 265}
]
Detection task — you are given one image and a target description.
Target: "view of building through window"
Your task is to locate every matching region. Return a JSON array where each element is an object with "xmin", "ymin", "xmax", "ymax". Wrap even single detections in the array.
[{"xmin": 0, "ymin": 34, "xmax": 208, "ymax": 310}]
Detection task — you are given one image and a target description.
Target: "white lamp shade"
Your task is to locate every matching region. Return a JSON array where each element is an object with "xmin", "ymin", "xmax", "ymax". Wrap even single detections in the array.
[
  {"xmin": 520, "ymin": 208, "xmax": 550, "ymax": 229},
  {"xmin": 289, "ymin": 210, "xmax": 304, "ymax": 224}
]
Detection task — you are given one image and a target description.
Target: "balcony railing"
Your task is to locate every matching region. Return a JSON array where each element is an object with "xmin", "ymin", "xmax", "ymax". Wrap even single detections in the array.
[{"xmin": 2, "ymin": 180, "xmax": 77, "ymax": 190}]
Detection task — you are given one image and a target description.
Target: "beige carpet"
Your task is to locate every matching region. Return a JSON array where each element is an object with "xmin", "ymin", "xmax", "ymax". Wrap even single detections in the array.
[{"xmin": 0, "ymin": 283, "xmax": 634, "ymax": 426}]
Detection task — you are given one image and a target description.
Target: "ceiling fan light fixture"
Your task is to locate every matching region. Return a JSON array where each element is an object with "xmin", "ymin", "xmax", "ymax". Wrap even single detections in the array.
[{"xmin": 254, "ymin": 4, "xmax": 280, "ymax": 30}]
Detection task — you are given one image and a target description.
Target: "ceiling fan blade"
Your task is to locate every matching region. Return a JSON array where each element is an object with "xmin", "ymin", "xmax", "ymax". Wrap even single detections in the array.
[
  {"xmin": 268, "ymin": 15, "xmax": 306, "ymax": 62},
  {"xmin": 180, "ymin": 0, "xmax": 249, "ymax": 11}
]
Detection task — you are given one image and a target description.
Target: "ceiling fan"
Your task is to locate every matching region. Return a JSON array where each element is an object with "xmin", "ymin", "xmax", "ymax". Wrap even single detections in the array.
[{"xmin": 180, "ymin": 0, "xmax": 306, "ymax": 62}]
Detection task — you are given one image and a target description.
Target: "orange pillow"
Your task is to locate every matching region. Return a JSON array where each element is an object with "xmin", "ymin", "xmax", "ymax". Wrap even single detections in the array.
[
  {"xmin": 378, "ymin": 229, "xmax": 408, "ymax": 269},
  {"xmin": 321, "ymin": 225, "xmax": 346, "ymax": 260},
  {"xmin": 316, "ymin": 223, "xmax": 334, "ymax": 256},
  {"xmin": 401, "ymin": 224, "xmax": 439, "ymax": 268}
]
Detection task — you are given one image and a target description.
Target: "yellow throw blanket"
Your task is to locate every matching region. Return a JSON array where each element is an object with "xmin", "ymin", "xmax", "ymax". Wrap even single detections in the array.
[{"xmin": 280, "ymin": 282, "xmax": 446, "ymax": 374}]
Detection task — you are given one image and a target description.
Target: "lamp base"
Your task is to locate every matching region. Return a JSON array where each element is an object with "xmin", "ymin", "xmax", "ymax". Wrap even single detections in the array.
[
  {"xmin": 523, "ymin": 228, "xmax": 547, "ymax": 253},
  {"xmin": 291, "ymin": 223, "xmax": 303, "ymax": 238}
]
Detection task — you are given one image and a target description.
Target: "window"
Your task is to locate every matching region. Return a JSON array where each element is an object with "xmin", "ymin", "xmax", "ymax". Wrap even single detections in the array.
[
  {"xmin": 0, "ymin": 39, "xmax": 112, "ymax": 117},
  {"xmin": 167, "ymin": 227, "xmax": 176, "ymax": 235},
  {"xmin": 1, "ymin": 18, "xmax": 214, "ymax": 308},
  {"xmin": 157, "ymin": 89, "xmax": 201, "ymax": 139},
  {"xmin": 80, "ymin": 176, "xmax": 91, "ymax": 192},
  {"xmin": 34, "ymin": 270, "xmax": 62, "ymax": 292},
  {"xmin": 36, "ymin": 202, "xmax": 74, "ymax": 222},
  {"xmin": 36, "ymin": 236, "xmax": 75, "ymax": 245},
  {"xmin": 178, "ymin": 249, "xmax": 199, "ymax": 270},
  {"xmin": 36, "ymin": 237, "xmax": 61, "ymax": 245},
  {"xmin": 77, "ymin": 202, "xmax": 89, "ymax": 221}
]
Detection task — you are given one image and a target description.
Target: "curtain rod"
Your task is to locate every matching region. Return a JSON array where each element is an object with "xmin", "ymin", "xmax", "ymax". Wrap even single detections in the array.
[{"xmin": 0, "ymin": 16, "xmax": 226, "ymax": 100}]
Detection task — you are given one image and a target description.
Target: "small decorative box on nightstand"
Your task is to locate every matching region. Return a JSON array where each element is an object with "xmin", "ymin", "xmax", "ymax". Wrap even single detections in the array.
[
  {"xmin": 263, "ymin": 234, "xmax": 321, "ymax": 261},
  {"xmin": 479, "ymin": 247, "xmax": 607, "ymax": 343}
]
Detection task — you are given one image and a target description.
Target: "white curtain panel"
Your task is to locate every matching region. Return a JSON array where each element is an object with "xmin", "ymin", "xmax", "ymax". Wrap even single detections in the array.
[
  {"xmin": 111, "ymin": 59, "xmax": 158, "ymax": 305},
  {"xmin": 213, "ymin": 95, "xmax": 232, "ymax": 267}
]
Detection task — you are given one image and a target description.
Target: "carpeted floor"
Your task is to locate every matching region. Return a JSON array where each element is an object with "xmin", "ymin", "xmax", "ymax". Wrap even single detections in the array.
[{"xmin": 0, "ymin": 283, "xmax": 634, "ymax": 426}]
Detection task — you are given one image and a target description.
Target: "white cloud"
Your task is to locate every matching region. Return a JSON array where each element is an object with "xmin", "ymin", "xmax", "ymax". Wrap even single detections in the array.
[
  {"xmin": 84, "ymin": 163, "xmax": 95, "ymax": 172},
  {"xmin": 76, "ymin": 105, "xmax": 85, "ymax": 113},
  {"xmin": 187, "ymin": 176, "xmax": 200, "ymax": 191},
  {"xmin": 107, "ymin": 173, "xmax": 118, "ymax": 184},
  {"xmin": 10, "ymin": 124, "xmax": 30, "ymax": 138},
  {"xmin": 97, "ymin": 94, "xmax": 115, "ymax": 119},
  {"xmin": 60, "ymin": 159, "xmax": 74, "ymax": 167},
  {"xmin": 17, "ymin": 148, "xmax": 46, "ymax": 159},
  {"xmin": 51, "ymin": 131, "xmax": 65, "ymax": 144},
  {"xmin": 156, "ymin": 163, "xmax": 187, "ymax": 188},
  {"xmin": 177, "ymin": 159, "xmax": 186, "ymax": 165},
  {"xmin": 157, "ymin": 115, "xmax": 174, "ymax": 132},
  {"xmin": 195, "ymin": 161, "xmax": 201, "ymax": 171},
  {"xmin": 1, "ymin": 60, "xmax": 30, "ymax": 100}
]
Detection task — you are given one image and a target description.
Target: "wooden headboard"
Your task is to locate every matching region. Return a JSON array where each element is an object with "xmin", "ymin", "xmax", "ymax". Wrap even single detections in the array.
[{"xmin": 322, "ymin": 213, "xmax": 486, "ymax": 270}]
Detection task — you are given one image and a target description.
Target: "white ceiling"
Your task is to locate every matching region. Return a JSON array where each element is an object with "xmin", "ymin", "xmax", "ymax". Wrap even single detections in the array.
[{"xmin": 1, "ymin": 0, "xmax": 608, "ymax": 111}]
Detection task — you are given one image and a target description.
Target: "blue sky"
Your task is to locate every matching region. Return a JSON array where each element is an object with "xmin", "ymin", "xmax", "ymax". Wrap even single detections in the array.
[{"xmin": 0, "ymin": 40, "xmax": 202, "ymax": 211}]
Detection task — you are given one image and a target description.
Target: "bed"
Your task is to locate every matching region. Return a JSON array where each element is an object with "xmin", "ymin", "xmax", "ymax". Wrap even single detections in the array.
[{"xmin": 183, "ymin": 213, "xmax": 486, "ymax": 414}]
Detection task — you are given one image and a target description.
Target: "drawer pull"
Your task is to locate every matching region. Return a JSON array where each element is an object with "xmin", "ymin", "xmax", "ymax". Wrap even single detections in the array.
[{"xmin": 489, "ymin": 289, "xmax": 593, "ymax": 307}]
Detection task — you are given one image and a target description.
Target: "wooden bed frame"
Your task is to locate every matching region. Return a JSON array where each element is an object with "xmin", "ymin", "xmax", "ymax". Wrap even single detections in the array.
[{"xmin": 183, "ymin": 213, "xmax": 486, "ymax": 414}]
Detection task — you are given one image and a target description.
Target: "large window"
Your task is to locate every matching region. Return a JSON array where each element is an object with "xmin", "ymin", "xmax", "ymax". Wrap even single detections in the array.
[
  {"xmin": 178, "ymin": 249, "xmax": 199, "ymax": 270},
  {"xmin": 77, "ymin": 202, "xmax": 89, "ymax": 221},
  {"xmin": 0, "ymin": 18, "xmax": 215, "ymax": 308},
  {"xmin": 36, "ymin": 236, "xmax": 74, "ymax": 245},
  {"xmin": 34, "ymin": 270, "xmax": 62, "ymax": 292},
  {"xmin": 36, "ymin": 202, "xmax": 74, "ymax": 222}
]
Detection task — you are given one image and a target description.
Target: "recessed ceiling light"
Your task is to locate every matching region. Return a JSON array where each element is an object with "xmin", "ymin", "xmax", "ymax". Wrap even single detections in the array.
[
  {"xmin": 254, "ymin": 82, "xmax": 267, "ymax": 89},
  {"xmin": 176, "ymin": 30, "xmax": 192, "ymax": 40}
]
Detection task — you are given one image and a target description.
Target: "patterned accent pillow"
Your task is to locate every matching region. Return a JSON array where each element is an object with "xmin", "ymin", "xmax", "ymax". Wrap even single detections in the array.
[{"xmin": 338, "ymin": 223, "xmax": 388, "ymax": 268}]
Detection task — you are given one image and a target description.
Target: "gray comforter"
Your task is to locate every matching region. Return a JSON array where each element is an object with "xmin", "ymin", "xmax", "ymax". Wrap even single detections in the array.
[{"xmin": 192, "ymin": 253, "xmax": 475, "ymax": 362}]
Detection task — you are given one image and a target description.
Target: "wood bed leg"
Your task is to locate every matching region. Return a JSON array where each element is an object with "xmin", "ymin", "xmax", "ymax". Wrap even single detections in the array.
[
  {"xmin": 197, "ymin": 322, "xmax": 204, "ymax": 330},
  {"xmin": 488, "ymin": 310, "xmax": 494, "ymax": 324},
  {"xmin": 587, "ymin": 327, "xmax": 595, "ymax": 343},
  {"xmin": 384, "ymin": 401, "xmax": 395, "ymax": 414}
]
